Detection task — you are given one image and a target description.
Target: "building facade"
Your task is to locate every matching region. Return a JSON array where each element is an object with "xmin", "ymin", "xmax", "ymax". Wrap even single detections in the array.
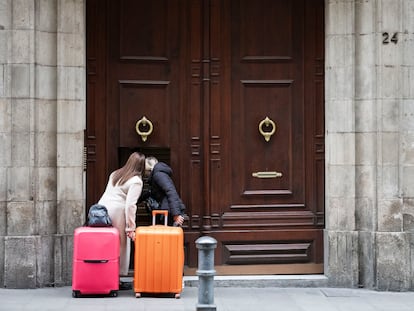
[{"xmin": 0, "ymin": 0, "xmax": 413, "ymax": 290}]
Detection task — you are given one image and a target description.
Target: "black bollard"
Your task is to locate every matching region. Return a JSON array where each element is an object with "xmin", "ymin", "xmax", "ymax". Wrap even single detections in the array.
[{"xmin": 195, "ymin": 236, "xmax": 217, "ymax": 311}]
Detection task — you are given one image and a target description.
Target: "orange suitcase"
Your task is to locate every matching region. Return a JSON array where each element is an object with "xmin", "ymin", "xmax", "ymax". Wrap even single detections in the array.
[{"xmin": 134, "ymin": 210, "xmax": 184, "ymax": 298}]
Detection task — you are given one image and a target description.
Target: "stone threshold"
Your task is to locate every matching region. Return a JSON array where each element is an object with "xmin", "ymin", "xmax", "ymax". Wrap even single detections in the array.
[{"xmin": 183, "ymin": 274, "xmax": 329, "ymax": 288}]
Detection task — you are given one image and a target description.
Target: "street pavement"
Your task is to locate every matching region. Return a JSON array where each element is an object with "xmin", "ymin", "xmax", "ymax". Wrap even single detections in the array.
[{"xmin": 1, "ymin": 277, "xmax": 414, "ymax": 311}]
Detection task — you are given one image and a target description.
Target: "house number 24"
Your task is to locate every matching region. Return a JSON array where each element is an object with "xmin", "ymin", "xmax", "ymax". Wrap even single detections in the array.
[{"xmin": 382, "ymin": 32, "xmax": 398, "ymax": 44}]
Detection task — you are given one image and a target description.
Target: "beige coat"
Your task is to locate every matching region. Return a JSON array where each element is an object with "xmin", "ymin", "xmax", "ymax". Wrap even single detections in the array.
[{"xmin": 98, "ymin": 173, "xmax": 143, "ymax": 276}]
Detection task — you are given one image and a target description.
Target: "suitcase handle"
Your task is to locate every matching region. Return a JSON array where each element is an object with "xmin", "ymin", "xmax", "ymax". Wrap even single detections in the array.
[
  {"xmin": 152, "ymin": 210, "xmax": 168, "ymax": 226},
  {"xmin": 83, "ymin": 259, "xmax": 109, "ymax": 263}
]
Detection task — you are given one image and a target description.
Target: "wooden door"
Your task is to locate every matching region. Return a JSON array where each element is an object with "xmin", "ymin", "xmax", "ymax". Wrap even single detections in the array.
[
  {"xmin": 204, "ymin": 0, "xmax": 325, "ymax": 274},
  {"xmin": 86, "ymin": 0, "xmax": 325, "ymax": 274}
]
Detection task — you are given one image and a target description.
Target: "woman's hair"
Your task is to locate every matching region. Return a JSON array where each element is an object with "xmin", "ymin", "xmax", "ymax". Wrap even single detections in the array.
[
  {"xmin": 145, "ymin": 156, "xmax": 159, "ymax": 172},
  {"xmin": 112, "ymin": 152, "xmax": 145, "ymax": 186}
]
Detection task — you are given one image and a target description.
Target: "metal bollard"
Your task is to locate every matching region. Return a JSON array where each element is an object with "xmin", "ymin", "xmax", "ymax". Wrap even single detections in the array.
[{"xmin": 195, "ymin": 236, "xmax": 217, "ymax": 311}]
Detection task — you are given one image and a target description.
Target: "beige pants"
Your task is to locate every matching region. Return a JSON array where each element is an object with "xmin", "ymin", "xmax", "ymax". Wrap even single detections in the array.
[{"xmin": 107, "ymin": 206, "xmax": 131, "ymax": 276}]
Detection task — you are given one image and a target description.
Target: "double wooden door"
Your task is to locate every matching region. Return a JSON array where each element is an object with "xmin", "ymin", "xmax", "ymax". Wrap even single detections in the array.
[{"xmin": 86, "ymin": 0, "xmax": 325, "ymax": 274}]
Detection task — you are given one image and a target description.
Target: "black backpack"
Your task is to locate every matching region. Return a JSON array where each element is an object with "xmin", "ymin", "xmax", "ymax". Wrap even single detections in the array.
[{"xmin": 86, "ymin": 204, "xmax": 112, "ymax": 227}]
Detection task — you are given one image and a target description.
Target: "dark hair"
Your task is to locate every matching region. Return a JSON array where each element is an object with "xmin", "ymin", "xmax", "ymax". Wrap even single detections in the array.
[{"xmin": 112, "ymin": 152, "xmax": 145, "ymax": 186}]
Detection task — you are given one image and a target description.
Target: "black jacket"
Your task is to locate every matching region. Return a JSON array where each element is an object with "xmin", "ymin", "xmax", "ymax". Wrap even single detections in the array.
[{"xmin": 148, "ymin": 162, "xmax": 185, "ymax": 218}]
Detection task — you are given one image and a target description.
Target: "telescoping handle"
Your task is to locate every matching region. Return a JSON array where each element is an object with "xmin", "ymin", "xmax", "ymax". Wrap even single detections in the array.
[{"xmin": 152, "ymin": 210, "xmax": 168, "ymax": 226}]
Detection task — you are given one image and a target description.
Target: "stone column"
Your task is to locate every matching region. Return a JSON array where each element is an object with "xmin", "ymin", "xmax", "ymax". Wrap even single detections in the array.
[
  {"xmin": 0, "ymin": 0, "xmax": 59, "ymax": 288},
  {"xmin": 374, "ymin": 0, "xmax": 411, "ymax": 291},
  {"xmin": 0, "ymin": 0, "xmax": 86, "ymax": 288},
  {"xmin": 354, "ymin": 0, "xmax": 379, "ymax": 289},
  {"xmin": 54, "ymin": 0, "xmax": 85, "ymax": 286},
  {"xmin": 326, "ymin": 0, "xmax": 414, "ymax": 290},
  {"xmin": 325, "ymin": 0, "xmax": 359, "ymax": 287}
]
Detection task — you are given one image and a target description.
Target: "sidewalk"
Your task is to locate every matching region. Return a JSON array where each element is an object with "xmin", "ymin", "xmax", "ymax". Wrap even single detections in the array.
[{"xmin": 1, "ymin": 277, "xmax": 414, "ymax": 311}]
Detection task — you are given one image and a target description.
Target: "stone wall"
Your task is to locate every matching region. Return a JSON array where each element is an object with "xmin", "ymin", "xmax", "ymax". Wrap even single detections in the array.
[
  {"xmin": 0, "ymin": 0, "xmax": 413, "ymax": 290},
  {"xmin": 325, "ymin": 0, "xmax": 414, "ymax": 290},
  {"xmin": 0, "ymin": 0, "xmax": 85, "ymax": 288}
]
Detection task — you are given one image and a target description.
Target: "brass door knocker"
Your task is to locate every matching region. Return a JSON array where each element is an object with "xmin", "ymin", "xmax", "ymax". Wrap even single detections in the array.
[
  {"xmin": 258, "ymin": 116, "xmax": 276, "ymax": 142},
  {"xmin": 135, "ymin": 116, "xmax": 153, "ymax": 142}
]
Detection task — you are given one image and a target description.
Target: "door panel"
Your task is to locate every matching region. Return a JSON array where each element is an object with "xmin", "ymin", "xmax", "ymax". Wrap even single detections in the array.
[
  {"xmin": 206, "ymin": 0, "xmax": 324, "ymax": 269},
  {"xmin": 86, "ymin": 0, "xmax": 325, "ymax": 273}
]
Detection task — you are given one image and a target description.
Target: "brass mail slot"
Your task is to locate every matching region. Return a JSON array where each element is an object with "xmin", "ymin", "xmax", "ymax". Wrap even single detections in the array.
[{"xmin": 252, "ymin": 171, "xmax": 283, "ymax": 178}]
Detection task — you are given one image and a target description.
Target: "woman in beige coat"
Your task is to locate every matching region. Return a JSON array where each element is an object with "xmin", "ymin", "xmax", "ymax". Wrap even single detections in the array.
[{"xmin": 98, "ymin": 152, "xmax": 145, "ymax": 284}]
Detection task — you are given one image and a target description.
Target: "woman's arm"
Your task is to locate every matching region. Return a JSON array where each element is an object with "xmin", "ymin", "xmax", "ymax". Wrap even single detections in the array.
[{"xmin": 125, "ymin": 178, "xmax": 143, "ymax": 235}]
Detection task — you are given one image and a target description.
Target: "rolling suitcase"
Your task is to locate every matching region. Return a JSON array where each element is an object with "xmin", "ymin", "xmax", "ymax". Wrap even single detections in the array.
[
  {"xmin": 72, "ymin": 226, "xmax": 120, "ymax": 297},
  {"xmin": 134, "ymin": 210, "xmax": 184, "ymax": 298}
]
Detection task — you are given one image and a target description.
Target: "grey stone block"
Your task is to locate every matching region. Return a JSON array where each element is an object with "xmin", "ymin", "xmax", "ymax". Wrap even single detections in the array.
[
  {"xmin": 36, "ymin": 31, "xmax": 57, "ymax": 66},
  {"xmin": 377, "ymin": 199, "xmax": 403, "ymax": 232},
  {"xmin": 7, "ymin": 167, "xmax": 31, "ymax": 201},
  {"xmin": 355, "ymin": 197, "xmax": 375, "ymax": 231},
  {"xmin": 0, "ymin": 167, "xmax": 6, "ymax": 202},
  {"xmin": 36, "ymin": 0, "xmax": 57, "ymax": 32},
  {"xmin": 325, "ymin": 230, "xmax": 359, "ymax": 288},
  {"xmin": 54, "ymin": 234, "xmax": 73, "ymax": 286},
  {"xmin": 11, "ymin": 30, "xmax": 33, "ymax": 63},
  {"xmin": 403, "ymin": 199, "xmax": 414, "ymax": 232},
  {"xmin": 0, "ymin": 134, "xmax": 11, "ymax": 167},
  {"xmin": 11, "ymin": 64, "xmax": 30, "ymax": 98},
  {"xmin": 57, "ymin": 200, "xmax": 84, "ymax": 234},
  {"xmin": 36, "ymin": 236, "xmax": 54, "ymax": 287},
  {"xmin": 58, "ymin": 0, "xmax": 84, "ymax": 34},
  {"xmin": 36, "ymin": 167, "xmax": 57, "ymax": 201},
  {"xmin": 376, "ymin": 232, "xmax": 410, "ymax": 291},
  {"xmin": 0, "ymin": 236, "xmax": 4, "ymax": 286},
  {"xmin": 36, "ymin": 99, "xmax": 57, "ymax": 133},
  {"xmin": 4, "ymin": 236, "xmax": 37, "ymax": 288},
  {"xmin": 0, "ymin": 201, "xmax": 5, "ymax": 235},
  {"xmin": 6, "ymin": 201, "xmax": 35, "ymax": 236},
  {"xmin": 35, "ymin": 201, "xmax": 57, "ymax": 235},
  {"xmin": 12, "ymin": 0, "xmax": 34, "ymax": 30},
  {"xmin": 409, "ymin": 233, "xmax": 414, "ymax": 290},
  {"xmin": 36, "ymin": 65, "xmax": 57, "ymax": 100},
  {"xmin": 358, "ymin": 231, "xmax": 375, "ymax": 289}
]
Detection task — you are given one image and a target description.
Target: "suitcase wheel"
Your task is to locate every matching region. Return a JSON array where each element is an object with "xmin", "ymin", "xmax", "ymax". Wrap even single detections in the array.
[
  {"xmin": 72, "ymin": 290, "xmax": 81, "ymax": 298},
  {"xmin": 110, "ymin": 290, "xmax": 118, "ymax": 297},
  {"xmin": 135, "ymin": 292, "xmax": 141, "ymax": 298},
  {"xmin": 174, "ymin": 293, "xmax": 181, "ymax": 299}
]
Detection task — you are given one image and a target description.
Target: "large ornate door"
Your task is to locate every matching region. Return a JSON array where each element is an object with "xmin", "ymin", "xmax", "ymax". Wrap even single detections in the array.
[{"xmin": 86, "ymin": 0, "xmax": 325, "ymax": 274}]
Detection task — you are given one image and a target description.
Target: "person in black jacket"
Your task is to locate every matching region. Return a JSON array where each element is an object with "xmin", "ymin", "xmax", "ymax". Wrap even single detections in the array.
[{"xmin": 144, "ymin": 156, "xmax": 185, "ymax": 226}]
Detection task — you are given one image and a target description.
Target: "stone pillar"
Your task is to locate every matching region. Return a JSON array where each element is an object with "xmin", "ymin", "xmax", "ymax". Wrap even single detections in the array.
[
  {"xmin": 54, "ymin": 0, "xmax": 86, "ymax": 286},
  {"xmin": 0, "ymin": 0, "xmax": 86, "ymax": 288},
  {"xmin": 374, "ymin": 0, "xmax": 412, "ymax": 290},
  {"xmin": 325, "ymin": 0, "xmax": 359, "ymax": 287},
  {"xmin": 326, "ymin": 0, "xmax": 414, "ymax": 290},
  {"xmin": 354, "ymin": 0, "xmax": 380, "ymax": 289},
  {"xmin": 1, "ymin": 0, "xmax": 58, "ymax": 288}
]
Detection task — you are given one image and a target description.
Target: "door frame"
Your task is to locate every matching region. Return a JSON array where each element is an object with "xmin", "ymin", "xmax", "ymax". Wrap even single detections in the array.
[{"xmin": 85, "ymin": 0, "xmax": 326, "ymax": 278}]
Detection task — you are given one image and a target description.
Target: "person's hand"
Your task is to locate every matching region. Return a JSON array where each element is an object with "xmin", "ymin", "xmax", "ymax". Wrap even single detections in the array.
[
  {"xmin": 173, "ymin": 215, "xmax": 184, "ymax": 227},
  {"xmin": 126, "ymin": 231, "xmax": 135, "ymax": 241}
]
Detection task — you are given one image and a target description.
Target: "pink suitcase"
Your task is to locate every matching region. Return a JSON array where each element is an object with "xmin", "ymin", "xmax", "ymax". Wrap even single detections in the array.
[{"xmin": 72, "ymin": 226, "xmax": 120, "ymax": 297}]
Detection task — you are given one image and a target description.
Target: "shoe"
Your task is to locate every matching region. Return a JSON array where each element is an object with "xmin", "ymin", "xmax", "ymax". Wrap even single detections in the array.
[{"xmin": 119, "ymin": 281, "xmax": 132, "ymax": 290}]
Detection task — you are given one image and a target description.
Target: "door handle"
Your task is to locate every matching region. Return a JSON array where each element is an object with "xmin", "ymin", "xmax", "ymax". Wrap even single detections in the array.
[
  {"xmin": 258, "ymin": 116, "xmax": 276, "ymax": 142},
  {"xmin": 135, "ymin": 116, "xmax": 153, "ymax": 142},
  {"xmin": 252, "ymin": 171, "xmax": 283, "ymax": 178}
]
